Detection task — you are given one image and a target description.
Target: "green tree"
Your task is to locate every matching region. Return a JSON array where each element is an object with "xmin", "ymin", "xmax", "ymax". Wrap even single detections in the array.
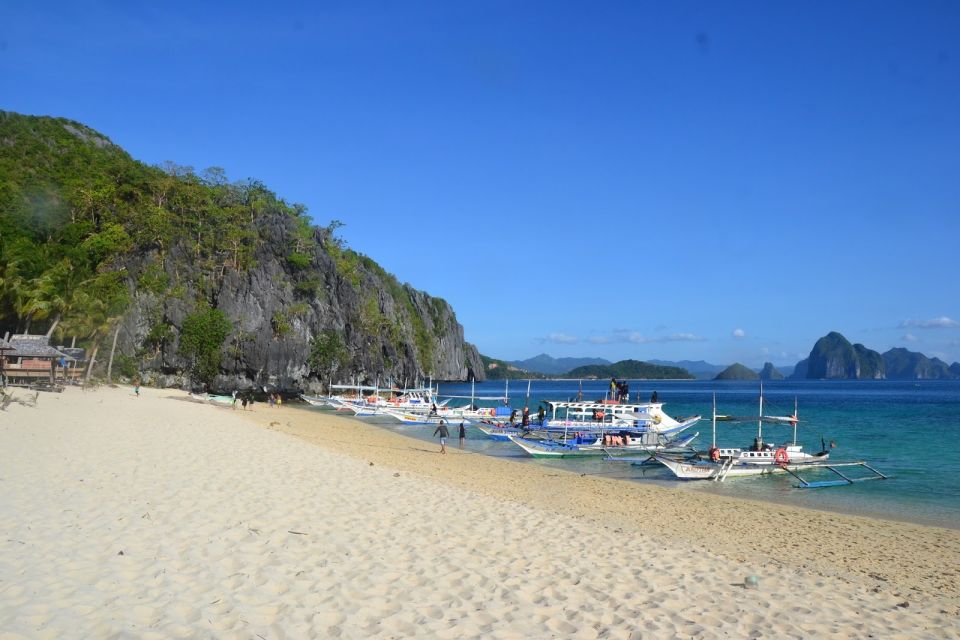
[
  {"xmin": 179, "ymin": 306, "xmax": 232, "ymax": 386},
  {"xmin": 309, "ymin": 329, "xmax": 347, "ymax": 389}
]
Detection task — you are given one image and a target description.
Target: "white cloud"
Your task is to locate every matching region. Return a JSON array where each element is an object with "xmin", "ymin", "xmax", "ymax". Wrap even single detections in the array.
[
  {"xmin": 902, "ymin": 333, "xmax": 919, "ymax": 343},
  {"xmin": 588, "ymin": 331, "xmax": 705, "ymax": 344},
  {"xmin": 542, "ymin": 332, "xmax": 578, "ymax": 344},
  {"xmin": 899, "ymin": 316, "xmax": 959, "ymax": 329},
  {"xmin": 732, "ymin": 328, "xmax": 745, "ymax": 338},
  {"xmin": 665, "ymin": 333, "xmax": 705, "ymax": 342}
]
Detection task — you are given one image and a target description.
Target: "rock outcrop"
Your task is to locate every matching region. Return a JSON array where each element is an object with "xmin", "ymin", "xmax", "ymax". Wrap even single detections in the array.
[
  {"xmin": 804, "ymin": 332, "xmax": 885, "ymax": 380},
  {"xmin": 758, "ymin": 362, "xmax": 784, "ymax": 380}
]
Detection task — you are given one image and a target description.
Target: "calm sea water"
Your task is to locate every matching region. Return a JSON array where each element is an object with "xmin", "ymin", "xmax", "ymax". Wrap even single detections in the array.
[{"xmin": 311, "ymin": 379, "xmax": 960, "ymax": 529}]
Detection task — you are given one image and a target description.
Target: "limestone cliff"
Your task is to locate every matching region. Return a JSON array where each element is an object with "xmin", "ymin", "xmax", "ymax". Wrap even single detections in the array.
[{"xmin": 804, "ymin": 332, "xmax": 884, "ymax": 380}]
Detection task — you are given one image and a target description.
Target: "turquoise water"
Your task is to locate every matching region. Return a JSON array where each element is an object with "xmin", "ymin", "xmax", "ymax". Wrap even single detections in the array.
[{"xmin": 311, "ymin": 379, "xmax": 960, "ymax": 529}]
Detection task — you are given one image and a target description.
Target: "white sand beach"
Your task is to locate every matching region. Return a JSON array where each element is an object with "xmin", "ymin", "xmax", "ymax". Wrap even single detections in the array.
[{"xmin": 1, "ymin": 385, "xmax": 958, "ymax": 638}]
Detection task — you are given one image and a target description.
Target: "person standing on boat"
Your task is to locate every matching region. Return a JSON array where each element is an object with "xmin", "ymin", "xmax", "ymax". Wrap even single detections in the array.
[
  {"xmin": 434, "ymin": 419, "xmax": 449, "ymax": 454},
  {"xmin": 458, "ymin": 422, "xmax": 466, "ymax": 449},
  {"xmin": 521, "ymin": 406, "xmax": 530, "ymax": 427},
  {"xmin": 650, "ymin": 390, "xmax": 658, "ymax": 403},
  {"xmin": 609, "ymin": 378, "xmax": 617, "ymax": 401},
  {"xmin": 537, "ymin": 406, "xmax": 545, "ymax": 426}
]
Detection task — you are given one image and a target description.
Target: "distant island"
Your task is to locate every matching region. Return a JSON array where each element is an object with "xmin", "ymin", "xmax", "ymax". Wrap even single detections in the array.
[{"xmin": 714, "ymin": 363, "xmax": 759, "ymax": 380}]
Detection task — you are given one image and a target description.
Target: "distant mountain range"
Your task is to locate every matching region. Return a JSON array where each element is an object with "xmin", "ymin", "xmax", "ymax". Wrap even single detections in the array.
[
  {"xmin": 505, "ymin": 354, "xmax": 609, "ymax": 375},
  {"xmin": 483, "ymin": 333, "xmax": 959, "ymax": 381}
]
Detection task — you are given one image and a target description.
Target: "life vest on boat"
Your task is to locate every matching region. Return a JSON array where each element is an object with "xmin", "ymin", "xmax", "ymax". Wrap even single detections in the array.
[{"xmin": 774, "ymin": 448, "xmax": 789, "ymax": 464}]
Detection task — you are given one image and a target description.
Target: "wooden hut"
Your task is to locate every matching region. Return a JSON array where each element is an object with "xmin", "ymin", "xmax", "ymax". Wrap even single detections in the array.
[{"xmin": 2, "ymin": 334, "xmax": 78, "ymax": 384}]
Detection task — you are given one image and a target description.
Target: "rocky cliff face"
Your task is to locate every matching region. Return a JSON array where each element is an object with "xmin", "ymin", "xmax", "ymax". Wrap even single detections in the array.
[
  {"xmin": 805, "ymin": 332, "xmax": 884, "ymax": 379},
  {"xmin": 114, "ymin": 206, "xmax": 482, "ymax": 392},
  {"xmin": 883, "ymin": 348, "xmax": 956, "ymax": 379}
]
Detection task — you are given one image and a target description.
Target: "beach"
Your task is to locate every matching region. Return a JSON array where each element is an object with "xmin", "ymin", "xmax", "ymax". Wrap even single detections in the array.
[{"xmin": 1, "ymin": 385, "xmax": 958, "ymax": 638}]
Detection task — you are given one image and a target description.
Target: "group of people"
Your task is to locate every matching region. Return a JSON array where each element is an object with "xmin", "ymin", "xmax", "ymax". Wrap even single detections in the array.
[
  {"xmin": 610, "ymin": 378, "xmax": 630, "ymax": 403},
  {"xmin": 228, "ymin": 390, "xmax": 285, "ymax": 410},
  {"xmin": 432, "ymin": 419, "xmax": 466, "ymax": 454},
  {"xmin": 506, "ymin": 405, "xmax": 546, "ymax": 428}
]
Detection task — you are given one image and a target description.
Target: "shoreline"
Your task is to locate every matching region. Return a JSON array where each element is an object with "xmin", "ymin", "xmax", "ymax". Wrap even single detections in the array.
[
  {"xmin": 2, "ymin": 385, "xmax": 958, "ymax": 638},
  {"xmin": 295, "ymin": 400, "xmax": 960, "ymax": 531}
]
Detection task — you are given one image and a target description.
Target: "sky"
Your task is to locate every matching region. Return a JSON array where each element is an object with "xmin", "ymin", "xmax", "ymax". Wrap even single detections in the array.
[{"xmin": 2, "ymin": 1, "xmax": 959, "ymax": 367}]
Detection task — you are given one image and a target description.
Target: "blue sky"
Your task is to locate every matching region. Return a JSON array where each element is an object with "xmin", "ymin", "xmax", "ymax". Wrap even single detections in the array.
[{"xmin": 3, "ymin": 1, "xmax": 959, "ymax": 367}]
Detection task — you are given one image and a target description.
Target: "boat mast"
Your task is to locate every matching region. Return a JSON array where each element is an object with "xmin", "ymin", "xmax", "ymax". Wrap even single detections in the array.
[
  {"xmin": 471, "ymin": 377, "xmax": 475, "ymax": 410},
  {"xmin": 757, "ymin": 381, "xmax": 764, "ymax": 445},
  {"xmin": 712, "ymin": 392, "xmax": 717, "ymax": 448},
  {"xmin": 525, "ymin": 379, "xmax": 531, "ymax": 407},
  {"xmin": 792, "ymin": 396, "xmax": 798, "ymax": 446}
]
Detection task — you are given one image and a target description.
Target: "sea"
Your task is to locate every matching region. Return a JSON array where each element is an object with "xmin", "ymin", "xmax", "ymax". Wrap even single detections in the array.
[{"xmin": 311, "ymin": 379, "xmax": 960, "ymax": 529}]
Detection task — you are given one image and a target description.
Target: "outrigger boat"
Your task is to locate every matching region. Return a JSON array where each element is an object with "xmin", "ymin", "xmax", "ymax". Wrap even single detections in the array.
[{"xmin": 610, "ymin": 389, "xmax": 888, "ymax": 487}]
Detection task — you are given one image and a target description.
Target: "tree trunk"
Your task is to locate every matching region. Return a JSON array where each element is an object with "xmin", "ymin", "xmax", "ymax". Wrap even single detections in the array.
[
  {"xmin": 106, "ymin": 325, "xmax": 120, "ymax": 383},
  {"xmin": 85, "ymin": 342, "xmax": 100, "ymax": 382},
  {"xmin": 45, "ymin": 314, "xmax": 61, "ymax": 339},
  {"xmin": 71, "ymin": 336, "xmax": 76, "ymax": 348}
]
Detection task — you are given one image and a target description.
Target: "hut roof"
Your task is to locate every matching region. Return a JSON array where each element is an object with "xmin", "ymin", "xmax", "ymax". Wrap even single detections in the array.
[{"xmin": 6, "ymin": 334, "xmax": 73, "ymax": 359}]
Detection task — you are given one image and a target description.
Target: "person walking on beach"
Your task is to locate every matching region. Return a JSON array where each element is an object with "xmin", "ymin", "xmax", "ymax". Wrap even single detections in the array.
[
  {"xmin": 458, "ymin": 421, "xmax": 466, "ymax": 449},
  {"xmin": 134, "ymin": 378, "xmax": 140, "ymax": 397},
  {"xmin": 241, "ymin": 395, "xmax": 248, "ymax": 410},
  {"xmin": 434, "ymin": 419, "xmax": 449, "ymax": 454}
]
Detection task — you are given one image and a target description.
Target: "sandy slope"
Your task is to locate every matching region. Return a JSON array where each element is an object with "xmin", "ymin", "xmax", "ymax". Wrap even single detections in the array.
[{"xmin": 0, "ymin": 385, "xmax": 957, "ymax": 639}]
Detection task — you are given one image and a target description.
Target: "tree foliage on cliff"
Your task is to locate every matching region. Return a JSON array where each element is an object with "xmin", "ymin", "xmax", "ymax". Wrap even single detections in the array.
[
  {"xmin": 179, "ymin": 307, "xmax": 232, "ymax": 384},
  {"xmin": 0, "ymin": 111, "xmax": 309, "ymax": 341}
]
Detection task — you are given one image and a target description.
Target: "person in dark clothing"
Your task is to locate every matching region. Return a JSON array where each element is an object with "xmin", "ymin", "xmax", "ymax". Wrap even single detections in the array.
[
  {"xmin": 434, "ymin": 420, "xmax": 450, "ymax": 454},
  {"xmin": 650, "ymin": 390, "xmax": 658, "ymax": 403},
  {"xmin": 537, "ymin": 406, "xmax": 546, "ymax": 426},
  {"xmin": 429, "ymin": 402, "xmax": 438, "ymax": 416},
  {"xmin": 509, "ymin": 409, "xmax": 518, "ymax": 425},
  {"xmin": 458, "ymin": 422, "xmax": 466, "ymax": 449}
]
